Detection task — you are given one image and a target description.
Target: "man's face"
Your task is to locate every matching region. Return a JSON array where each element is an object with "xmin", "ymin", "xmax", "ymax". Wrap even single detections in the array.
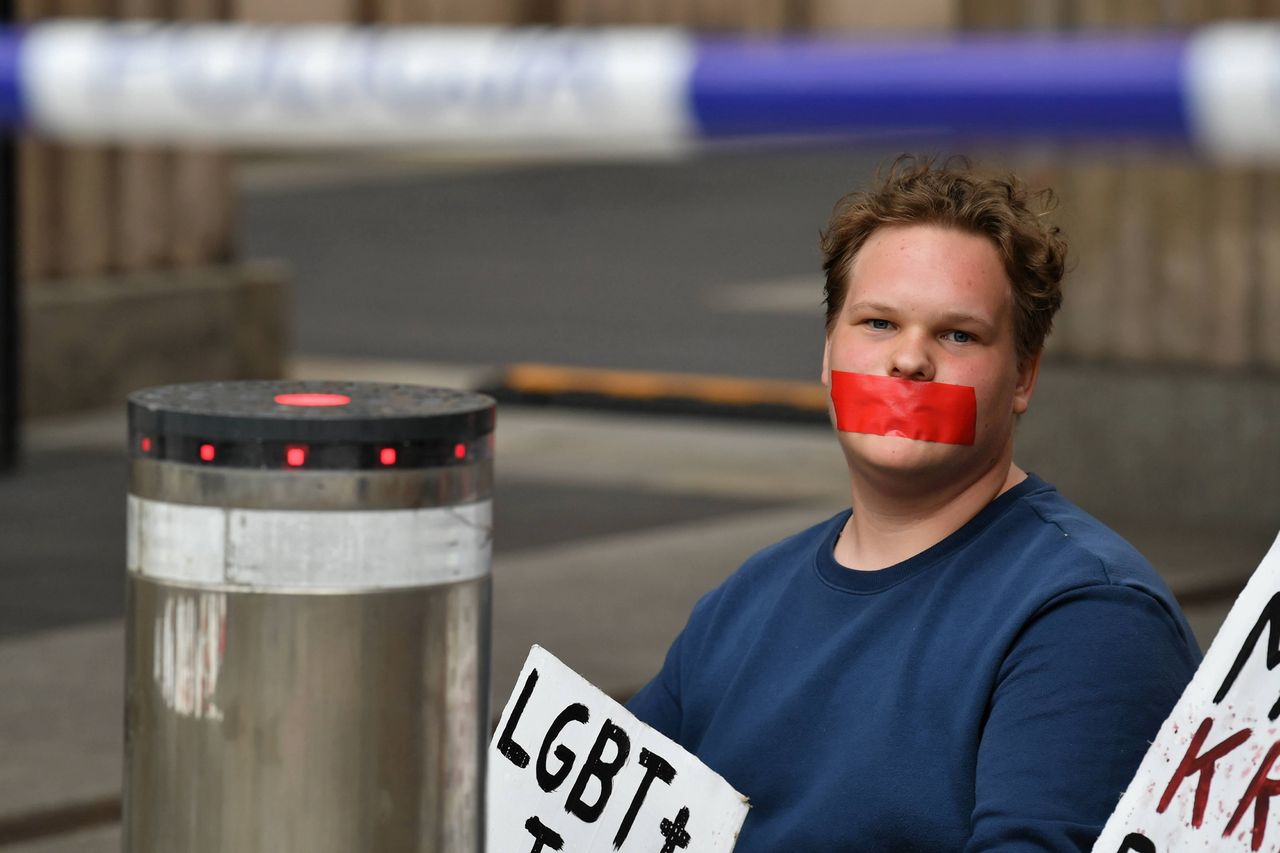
[{"xmin": 821, "ymin": 224, "xmax": 1039, "ymax": 490}]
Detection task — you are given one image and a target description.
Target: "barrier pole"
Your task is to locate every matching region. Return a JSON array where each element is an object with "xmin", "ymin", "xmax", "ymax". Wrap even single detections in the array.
[
  {"xmin": 4, "ymin": 23, "xmax": 1280, "ymax": 161},
  {"xmin": 125, "ymin": 380, "xmax": 495, "ymax": 852}
]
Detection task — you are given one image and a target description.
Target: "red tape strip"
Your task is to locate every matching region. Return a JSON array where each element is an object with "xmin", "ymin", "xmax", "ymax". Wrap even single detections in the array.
[{"xmin": 830, "ymin": 371, "xmax": 976, "ymax": 446}]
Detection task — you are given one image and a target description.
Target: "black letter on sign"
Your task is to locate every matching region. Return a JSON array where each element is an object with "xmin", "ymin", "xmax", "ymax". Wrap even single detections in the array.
[
  {"xmin": 565, "ymin": 719, "xmax": 631, "ymax": 822},
  {"xmin": 524, "ymin": 816, "xmax": 564, "ymax": 852},
  {"xmin": 538, "ymin": 703, "xmax": 589, "ymax": 793},
  {"xmin": 1216, "ymin": 592, "xmax": 1280, "ymax": 718},
  {"xmin": 498, "ymin": 668, "xmax": 538, "ymax": 768},
  {"xmin": 613, "ymin": 748, "xmax": 677, "ymax": 849},
  {"xmin": 658, "ymin": 806, "xmax": 693, "ymax": 852},
  {"xmin": 1117, "ymin": 832, "xmax": 1156, "ymax": 853}
]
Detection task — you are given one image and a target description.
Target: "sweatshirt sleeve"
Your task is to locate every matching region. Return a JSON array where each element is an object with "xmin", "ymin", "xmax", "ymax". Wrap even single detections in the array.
[
  {"xmin": 626, "ymin": 625, "xmax": 686, "ymax": 744},
  {"xmin": 965, "ymin": 583, "xmax": 1201, "ymax": 852}
]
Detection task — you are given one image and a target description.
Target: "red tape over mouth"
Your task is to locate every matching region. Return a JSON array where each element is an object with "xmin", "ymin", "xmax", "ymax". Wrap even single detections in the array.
[{"xmin": 830, "ymin": 371, "xmax": 976, "ymax": 446}]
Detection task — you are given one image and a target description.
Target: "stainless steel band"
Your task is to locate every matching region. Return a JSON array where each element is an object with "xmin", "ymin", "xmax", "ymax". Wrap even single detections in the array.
[{"xmin": 129, "ymin": 456, "xmax": 493, "ymax": 510}]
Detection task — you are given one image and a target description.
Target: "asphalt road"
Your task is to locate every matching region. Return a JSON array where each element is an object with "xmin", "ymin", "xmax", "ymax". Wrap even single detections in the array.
[{"xmin": 238, "ymin": 142, "xmax": 896, "ymax": 379}]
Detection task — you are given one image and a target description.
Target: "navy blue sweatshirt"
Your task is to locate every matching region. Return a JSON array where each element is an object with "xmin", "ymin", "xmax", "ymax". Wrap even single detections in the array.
[{"xmin": 627, "ymin": 475, "xmax": 1201, "ymax": 851}]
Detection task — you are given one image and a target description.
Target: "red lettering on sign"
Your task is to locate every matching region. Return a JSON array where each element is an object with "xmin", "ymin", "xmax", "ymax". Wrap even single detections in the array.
[
  {"xmin": 1225, "ymin": 740, "xmax": 1280, "ymax": 851},
  {"xmin": 1157, "ymin": 717, "xmax": 1252, "ymax": 828}
]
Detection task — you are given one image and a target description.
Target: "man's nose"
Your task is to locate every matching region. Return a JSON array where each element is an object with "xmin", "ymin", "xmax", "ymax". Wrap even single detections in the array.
[{"xmin": 888, "ymin": 333, "xmax": 935, "ymax": 381}]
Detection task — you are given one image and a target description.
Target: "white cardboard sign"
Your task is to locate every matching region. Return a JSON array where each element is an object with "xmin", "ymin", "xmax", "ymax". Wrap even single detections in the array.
[
  {"xmin": 1096, "ymin": 531, "xmax": 1280, "ymax": 852},
  {"xmin": 487, "ymin": 645, "xmax": 749, "ymax": 852}
]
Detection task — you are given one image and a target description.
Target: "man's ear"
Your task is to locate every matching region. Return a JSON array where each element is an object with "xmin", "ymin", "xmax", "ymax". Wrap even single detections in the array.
[{"xmin": 1013, "ymin": 349, "xmax": 1042, "ymax": 415}]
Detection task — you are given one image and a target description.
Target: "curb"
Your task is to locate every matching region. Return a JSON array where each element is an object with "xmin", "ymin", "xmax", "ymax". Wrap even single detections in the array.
[
  {"xmin": 481, "ymin": 363, "xmax": 830, "ymax": 424},
  {"xmin": 0, "ymin": 797, "xmax": 119, "ymax": 847}
]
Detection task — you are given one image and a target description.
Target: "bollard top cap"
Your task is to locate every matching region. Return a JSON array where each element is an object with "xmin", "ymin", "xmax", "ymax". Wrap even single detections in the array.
[{"xmin": 128, "ymin": 380, "xmax": 495, "ymax": 470}]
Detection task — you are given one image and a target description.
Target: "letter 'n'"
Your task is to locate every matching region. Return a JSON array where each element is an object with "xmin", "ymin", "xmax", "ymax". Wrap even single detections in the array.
[{"xmin": 1215, "ymin": 592, "xmax": 1280, "ymax": 719}]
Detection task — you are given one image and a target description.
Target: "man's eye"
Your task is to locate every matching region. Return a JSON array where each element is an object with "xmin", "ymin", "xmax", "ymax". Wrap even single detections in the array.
[
  {"xmin": 866, "ymin": 319, "xmax": 892, "ymax": 331},
  {"xmin": 945, "ymin": 330, "xmax": 974, "ymax": 344}
]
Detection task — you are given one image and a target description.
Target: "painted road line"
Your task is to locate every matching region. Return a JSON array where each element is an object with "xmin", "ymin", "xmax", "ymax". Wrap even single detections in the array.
[
  {"xmin": 292, "ymin": 355, "xmax": 827, "ymax": 424},
  {"xmin": 492, "ymin": 363, "xmax": 828, "ymax": 415}
]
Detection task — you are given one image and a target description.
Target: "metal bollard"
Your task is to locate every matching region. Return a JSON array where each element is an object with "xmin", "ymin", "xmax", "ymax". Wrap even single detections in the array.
[{"xmin": 123, "ymin": 381, "xmax": 494, "ymax": 852}]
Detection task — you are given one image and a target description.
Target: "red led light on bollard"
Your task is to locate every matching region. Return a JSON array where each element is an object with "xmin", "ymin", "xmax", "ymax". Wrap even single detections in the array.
[
  {"xmin": 454, "ymin": 443, "xmax": 466, "ymax": 460},
  {"xmin": 274, "ymin": 393, "xmax": 351, "ymax": 407},
  {"xmin": 380, "ymin": 447, "xmax": 397, "ymax": 466},
  {"xmin": 199, "ymin": 443, "xmax": 216, "ymax": 462},
  {"xmin": 140, "ymin": 436, "xmax": 152, "ymax": 453},
  {"xmin": 285, "ymin": 445, "xmax": 308, "ymax": 467}
]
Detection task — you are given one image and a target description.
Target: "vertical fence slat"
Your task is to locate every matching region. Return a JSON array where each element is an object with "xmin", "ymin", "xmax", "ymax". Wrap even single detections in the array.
[
  {"xmin": 636, "ymin": 0, "xmax": 672, "ymax": 25},
  {"xmin": 1205, "ymin": 0, "xmax": 1264, "ymax": 367},
  {"xmin": 425, "ymin": 0, "xmax": 524, "ymax": 24},
  {"xmin": 959, "ymin": 1, "xmax": 1080, "ymax": 363},
  {"xmin": 1153, "ymin": 1, "xmax": 1215, "ymax": 364},
  {"xmin": 169, "ymin": 150, "xmax": 233, "ymax": 268},
  {"xmin": 114, "ymin": 0, "xmax": 170, "ymax": 275},
  {"xmin": 1110, "ymin": 1, "xmax": 1164, "ymax": 362},
  {"xmin": 1047, "ymin": 0, "xmax": 1118, "ymax": 359},
  {"xmin": 554, "ymin": 0, "xmax": 590, "ymax": 23},
  {"xmin": 52, "ymin": 150, "xmax": 114, "ymax": 277},
  {"xmin": 232, "ymin": 0, "xmax": 357, "ymax": 20},
  {"xmin": 1117, "ymin": 0, "xmax": 1162, "ymax": 27},
  {"xmin": 1260, "ymin": 171, "xmax": 1280, "ymax": 369},
  {"xmin": 15, "ymin": 0, "xmax": 52, "ymax": 282},
  {"xmin": 1111, "ymin": 162, "xmax": 1158, "ymax": 361},
  {"xmin": 52, "ymin": 0, "xmax": 116, "ymax": 278},
  {"xmin": 371, "ymin": 0, "xmax": 424, "ymax": 22},
  {"xmin": 1152, "ymin": 161, "xmax": 1209, "ymax": 363},
  {"xmin": 110, "ymin": 147, "xmax": 167, "ymax": 272},
  {"xmin": 740, "ymin": 0, "xmax": 787, "ymax": 31},
  {"xmin": 1208, "ymin": 167, "xmax": 1254, "ymax": 366},
  {"xmin": 960, "ymin": 0, "xmax": 1024, "ymax": 29},
  {"xmin": 17, "ymin": 139, "xmax": 53, "ymax": 282},
  {"xmin": 1058, "ymin": 163, "xmax": 1119, "ymax": 358},
  {"xmin": 1153, "ymin": 0, "xmax": 1210, "ymax": 366},
  {"xmin": 1254, "ymin": 0, "xmax": 1280, "ymax": 368},
  {"xmin": 814, "ymin": 0, "xmax": 956, "ymax": 30},
  {"xmin": 170, "ymin": 0, "xmax": 233, "ymax": 268},
  {"xmin": 421, "ymin": 0, "xmax": 461, "ymax": 22},
  {"xmin": 113, "ymin": 146, "xmax": 168, "ymax": 271}
]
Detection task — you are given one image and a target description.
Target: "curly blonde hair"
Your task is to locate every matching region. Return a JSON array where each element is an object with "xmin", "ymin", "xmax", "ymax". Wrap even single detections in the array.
[{"xmin": 821, "ymin": 156, "xmax": 1066, "ymax": 366}]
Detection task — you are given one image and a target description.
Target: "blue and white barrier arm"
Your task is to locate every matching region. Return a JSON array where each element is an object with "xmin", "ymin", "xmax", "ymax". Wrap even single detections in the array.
[{"xmin": 0, "ymin": 21, "xmax": 1276, "ymax": 160}]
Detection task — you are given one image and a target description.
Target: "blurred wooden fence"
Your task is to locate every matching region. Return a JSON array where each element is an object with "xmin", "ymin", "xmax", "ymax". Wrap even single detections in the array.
[
  {"xmin": 959, "ymin": 0, "xmax": 1280, "ymax": 372},
  {"xmin": 18, "ymin": 0, "xmax": 232, "ymax": 286},
  {"xmin": 18, "ymin": 0, "xmax": 1280, "ymax": 372}
]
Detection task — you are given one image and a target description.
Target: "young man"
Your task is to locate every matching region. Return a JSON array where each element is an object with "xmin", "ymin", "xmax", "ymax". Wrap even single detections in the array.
[{"xmin": 627, "ymin": 159, "xmax": 1202, "ymax": 851}]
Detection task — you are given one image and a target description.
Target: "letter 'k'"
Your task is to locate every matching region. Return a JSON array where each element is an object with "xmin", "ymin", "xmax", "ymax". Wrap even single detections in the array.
[{"xmin": 1157, "ymin": 717, "xmax": 1252, "ymax": 828}]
